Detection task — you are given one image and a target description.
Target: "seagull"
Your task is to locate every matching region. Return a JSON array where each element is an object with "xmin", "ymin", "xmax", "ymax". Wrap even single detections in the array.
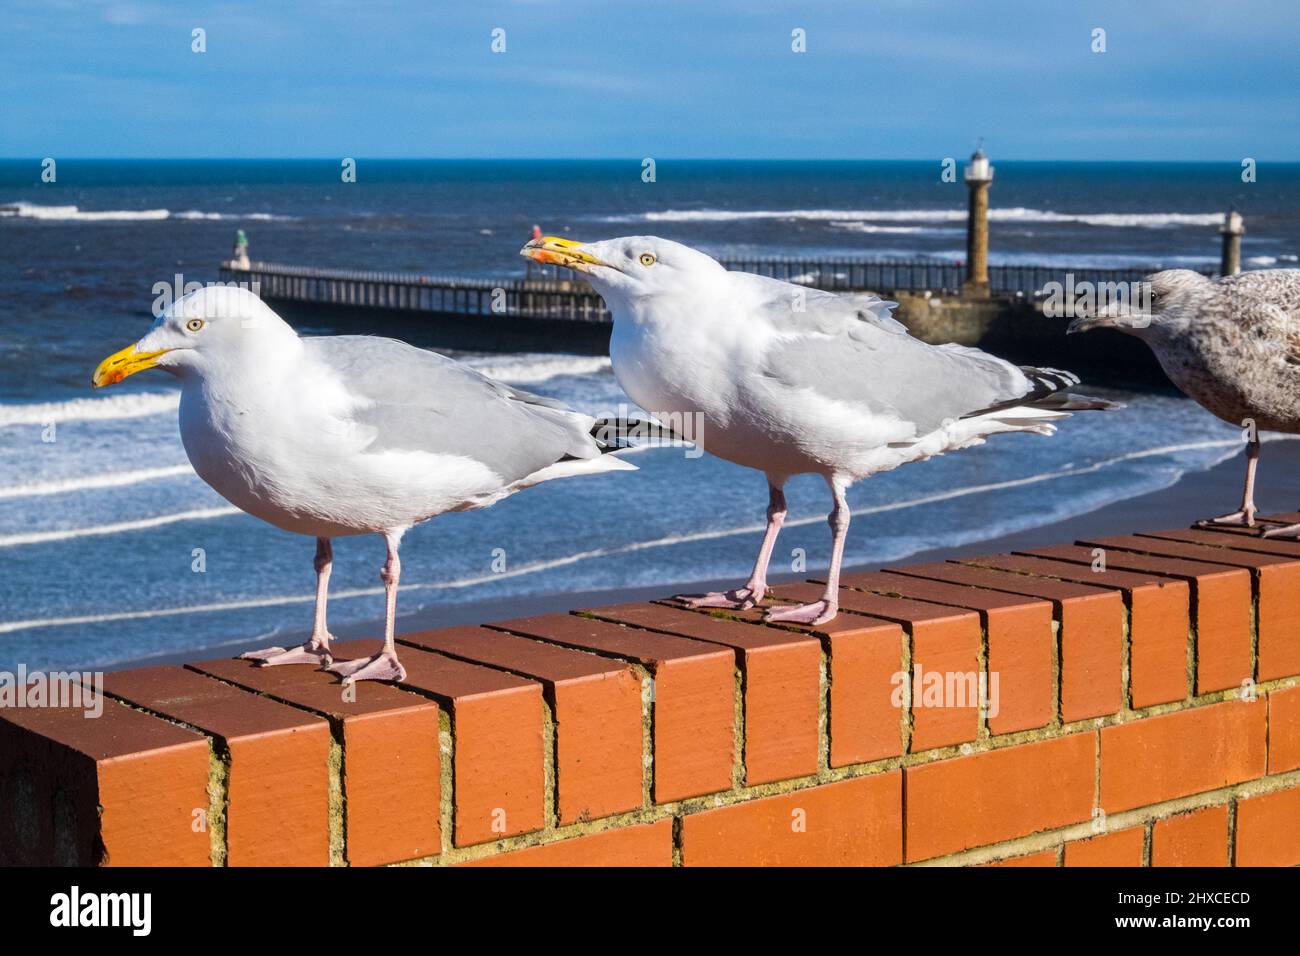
[
  {"xmin": 1068, "ymin": 268, "xmax": 1300, "ymax": 537},
  {"xmin": 92, "ymin": 286, "xmax": 637, "ymax": 682},
  {"xmin": 523, "ymin": 235, "xmax": 1117, "ymax": 625}
]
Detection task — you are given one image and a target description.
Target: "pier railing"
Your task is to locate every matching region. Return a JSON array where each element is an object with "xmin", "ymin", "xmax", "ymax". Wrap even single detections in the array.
[
  {"xmin": 702, "ymin": 259, "xmax": 1177, "ymax": 296},
  {"xmin": 220, "ymin": 260, "xmax": 612, "ymax": 322},
  {"xmin": 222, "ymin": 258, "xmax": 1197, "ymax": 324}
]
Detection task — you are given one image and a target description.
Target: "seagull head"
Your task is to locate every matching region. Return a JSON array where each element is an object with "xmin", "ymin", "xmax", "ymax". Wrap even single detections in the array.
[
  {"xmin": 520, "ymin": 235, "xmax": 725, "ymax": 309},
  {"xmin": 1066, "ymin": 269, "xmax": 1211, "ymax": 339},
  {"xmin": 92, "ymin": 285, "xmax": 296, "ymax": 388}
]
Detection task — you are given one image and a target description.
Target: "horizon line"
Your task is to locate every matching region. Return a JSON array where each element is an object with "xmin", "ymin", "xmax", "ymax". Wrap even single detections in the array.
[{"xmin": 1, "ymin": 156, "xmax": 1296, "ymax": 165}]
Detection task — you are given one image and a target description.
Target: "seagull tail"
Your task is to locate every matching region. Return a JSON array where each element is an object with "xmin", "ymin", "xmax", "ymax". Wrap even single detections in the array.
[
  {"xmin": 964, "ymin": 366, "xmax": 1123, "ymax": 420},
  {"xmin": 589, "ymin": 417, "xmax": 688, "ymax": 452},
  {"xmin": 1020, "ymin": 367, "xmax": 1124, "ymax": 412}
]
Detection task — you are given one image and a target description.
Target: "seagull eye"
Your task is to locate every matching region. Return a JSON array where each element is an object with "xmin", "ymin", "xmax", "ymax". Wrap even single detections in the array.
[
  {"xmin": 639, "ymin": 252, "xmax": 656, "ymax": 267},
  {"xmin": 185, "ymin": 319, "xmax": 205, "ymax": 333}
]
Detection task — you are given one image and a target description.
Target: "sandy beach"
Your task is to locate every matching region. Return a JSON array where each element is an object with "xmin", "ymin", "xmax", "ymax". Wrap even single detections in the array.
[{"xmin": 115, "ymin": 435, "xmax": 1300, "ymax": 671}]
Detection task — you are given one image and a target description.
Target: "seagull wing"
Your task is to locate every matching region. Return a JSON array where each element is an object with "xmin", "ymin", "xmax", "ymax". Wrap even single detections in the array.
[
  {"xmin": 303, "ymin": 336, "xmax": 606, "ymax": 484},
  {"xmin": 1222, "ymin": 270, "xmax": 1300, "ymax": 366},
  {"xmin": 733, "ymin": 272, "xmax": 1050, "ymax": 437}
]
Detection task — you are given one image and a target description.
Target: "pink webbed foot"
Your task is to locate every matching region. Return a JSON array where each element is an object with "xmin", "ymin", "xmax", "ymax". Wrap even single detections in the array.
[
  {"xmin": 240, "ymin": 639, "xmax": 333, "ymax": 667},
  {"xmin": 676, "ymin": 586, "xmax": 766, "ymax": 611},
  {"xmin": 1196, "ymin": 508, "xmax": 1257, "ymax": 529},
  {"xmin": 1261, "ymin": 521, "xmax": 1300, "ymax": 540},
  {"xmin": 325, "ymin": 651, "xmax": 407, "ymax": 685},
  {"xmin": 764, "ymin": 600, "xmax": 838, "ymax": 626}
]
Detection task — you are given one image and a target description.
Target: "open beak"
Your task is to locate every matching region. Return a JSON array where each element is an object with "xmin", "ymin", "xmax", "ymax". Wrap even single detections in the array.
[
  {"xmin": 520, "ymin": 236, "xmax": 608, "ymax": 272},
  {"xmin": 92, "ymin": 343, "xmax": 170, "ymax": 388}
]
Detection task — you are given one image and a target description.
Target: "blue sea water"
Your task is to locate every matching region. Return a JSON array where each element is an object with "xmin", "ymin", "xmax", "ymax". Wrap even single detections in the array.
[{"xmin": 1, "ymin": 159, "xmax": 1298, "ymax": 670}]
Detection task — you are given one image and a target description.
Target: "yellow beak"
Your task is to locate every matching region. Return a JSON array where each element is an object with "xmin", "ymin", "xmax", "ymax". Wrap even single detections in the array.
[
  {"xmin": 92, "ymin": 343, "xmax": 170, "ymax": 388},
  {"xmin": 520, "ymin": 235, "xmax": 606, "ymax": 271}
]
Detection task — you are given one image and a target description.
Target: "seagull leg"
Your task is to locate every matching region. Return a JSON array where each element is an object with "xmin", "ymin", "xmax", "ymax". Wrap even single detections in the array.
[
  {"xmin": 326, "ymin": 530, "xmax": 408, "ymax": 684},
  {"xmin": 240, "ymin": 537, "xmax": 336, "ymax": 666},
  {"xmin": 1197, "ymin": 438, "xmax": 1260, "ymax": 528},
  {"xmin": 678, "ymin": 482, "xmax": 786, "ymax": 610},
  {"xmin": 766, "ymin": 479, "xmax": 849, "ymax": 626}
]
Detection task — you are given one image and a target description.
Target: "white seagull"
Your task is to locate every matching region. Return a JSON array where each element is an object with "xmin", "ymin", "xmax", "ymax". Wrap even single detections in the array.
[
  {"xmin": 524, "ymin": 235, "xmax": 1117, "ymax": 626},
  {"xmin": 92, "ymin": 286, "xmax": 636, "ymax": 682}
]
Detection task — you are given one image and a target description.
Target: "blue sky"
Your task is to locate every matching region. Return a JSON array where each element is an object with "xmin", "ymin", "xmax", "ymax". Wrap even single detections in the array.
[{"xmin": 3, "ymin": 0, "xmax": 1298, "ymax": 160}]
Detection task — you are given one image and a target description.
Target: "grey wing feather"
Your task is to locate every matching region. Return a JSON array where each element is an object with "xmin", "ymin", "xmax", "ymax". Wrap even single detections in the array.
[
  {"xmin": 1221, "ymin": 271, "xmax": 1300, "ymax": 364},
  {"xmin": 734, "ymin": 271, "xmax": 908, "ymax": 334},
  {"xmin": 303, "ymin": 336, "xmax": 602, "ymax": 483},
  {"xmin": 736, "ymin": 274, "xmax": 1037, "ymax": 434}
]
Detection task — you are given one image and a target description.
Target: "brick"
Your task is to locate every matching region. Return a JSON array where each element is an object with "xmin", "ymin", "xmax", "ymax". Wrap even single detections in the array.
[
  {"xmin": 904, "ymin": 733, "xmax": 1094, "ymax": 861},
  {"xmin": 400, "ymin": 626, "xmax": 641, "ymax": 824},
  {"xmin": 1025, "ymin": 543, "xmax": 1252, "ymax": 694},
  {"xmin": 1151, "ymin": 805, "xmax": 1229, "ymax": 867},
  {"xmin": 811, "ymin": 614, "xmax": 906, "ymax": 766},
  {"xmin": 0, "ymin": 696, "xmax": 209, "ymax": 866},
  {"xmin": 893, "ymin": 561, "xmax": 1124, "ymax": 722},
  {"xmin": 491, "ymin": 614, "xmax": 733, "ymax": 803},
  {"xmin": 725, "ymin": 604, "xmax": 906, "ymax": 767},
  {"xmin": 1116, "ymin": 530, "xmax": 1300, "ymax": 681},
  {"xmin": 1269, "ymin": 684, "xmax": 1300, "ymax": 774},
  {"xmin": 1064, "ymin": 827, "xmax": 1144, "ymax": 866},
  {"xmin": 1164, "ymin": 525, "xmax": 1300, "ymax": 558},
  {"xmin": 103, "ymin": 665, "xmax": 331, "ymax": 866},
  {"xmin": 463, "ymin": 819, "xmax": 673, "ymax": 867},
  {"xmin": 1235, "ymin": 785, "xmax": 1300, "ymax": 866},
  {"xmin": 680, "ymin": 773, "xmax": 901, "ymax": 866},
  {"xmin": 845, "ymin": 570, "xmax": 1054, "ymax": 734},
  {"xmin": 332, "ymin": 639, "xmax": 544, "ymax": 847},
  {"xmin": 969, "ymin": 554, "xmax": 1190, "ymax": 709},
  {"xmin": 778, "ymin": 582, "xmax": 980, "ymax": 752},
  {"xmin": 187, "ymin": 657, "xmax": 440, "ymax": 866},
  {"xmin": 983, "ymin": 849, "xmax": 1057, "ymax": 867},
  {"xmin": 1100, "ymin": 699, "xmax": 1266, "ymax": 813},
  {"xmin": 584, "ymin": 602, "xmax": 829, "ymax": 780}
]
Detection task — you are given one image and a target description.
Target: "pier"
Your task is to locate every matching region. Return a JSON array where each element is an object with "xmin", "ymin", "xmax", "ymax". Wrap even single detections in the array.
[
  {"xmin": 215, "ymin": 148, "xmax": 1245, "ymax": 378},
  {"xmin": 218, "ymin": 256, "xmax": 1190, "ymax": 325}
]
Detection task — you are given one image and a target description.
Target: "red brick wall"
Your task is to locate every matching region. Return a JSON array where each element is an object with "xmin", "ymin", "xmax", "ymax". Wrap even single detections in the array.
[{"xmin": 2, "ymin": 523, "xmax": 1299, "ymax": 867}]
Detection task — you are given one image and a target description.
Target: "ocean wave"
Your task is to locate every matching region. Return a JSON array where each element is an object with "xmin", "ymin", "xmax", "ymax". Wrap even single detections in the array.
[
  {"xmin": 904, "ymin": 249, "xmax": 1218, "ymax": 270},
  {"xmin": 828, "ymin": 222, "xmax": 964, "ymax": 236},
  {"xmin": 0, "ymin": 506, "xmax": 238, "ymax": 548},
  {"xmin": 603, "ymin": 207, "xmax": 1225, "ymax": 229},
  {"xmin": 1246, "ymin": 255, "xmax": 1300, "ymax": 268},
  {"xmin": 461, "ymin": 353, "xmax": 612, "ymax": 384},
  {"xmin": 0, "ymin": 391, "xmax": 179, "ymax": 427},
  {"xmin": 0, "ymin": 201, "xmax": 294, "ymax": 223},
  {"xmin": 2, "ymin": 434, "xmax": 1270, "ymax": 635},
  {"xmin": 0, "ymin": 464, "xmax": 194, "ymax": 500}
]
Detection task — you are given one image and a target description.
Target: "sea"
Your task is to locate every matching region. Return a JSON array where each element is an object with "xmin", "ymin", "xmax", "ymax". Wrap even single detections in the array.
[{"xmin": 2, "ymin": 159, "xmax": 1299, "ymax": 671}]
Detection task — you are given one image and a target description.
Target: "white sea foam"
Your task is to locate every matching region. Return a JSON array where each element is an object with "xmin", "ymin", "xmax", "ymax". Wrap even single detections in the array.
[
  {"xmin": 0, "ymin": 506, "xmax": 238, "ymax": 548},
  {"xmin": 0, "ymin": 391, "xmax": 179, "ymax": 427},
  {"xmin": 0, "ymin": 464, "xmax": 194, "ymax": 500},
  {"xmin": 0, "ymin": 201, "xmax": 293, "ymax": 223},
  {"xmin": 461, "ymin": 354, "xmax": 612, "ymax": 384},
  {"xmin": 828, "ymin": 222, "xmax": 963, "ymax": 236},
  {"xmin": 604, "ymin": 207, "xmax": 1225, "ymax": 229}
]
